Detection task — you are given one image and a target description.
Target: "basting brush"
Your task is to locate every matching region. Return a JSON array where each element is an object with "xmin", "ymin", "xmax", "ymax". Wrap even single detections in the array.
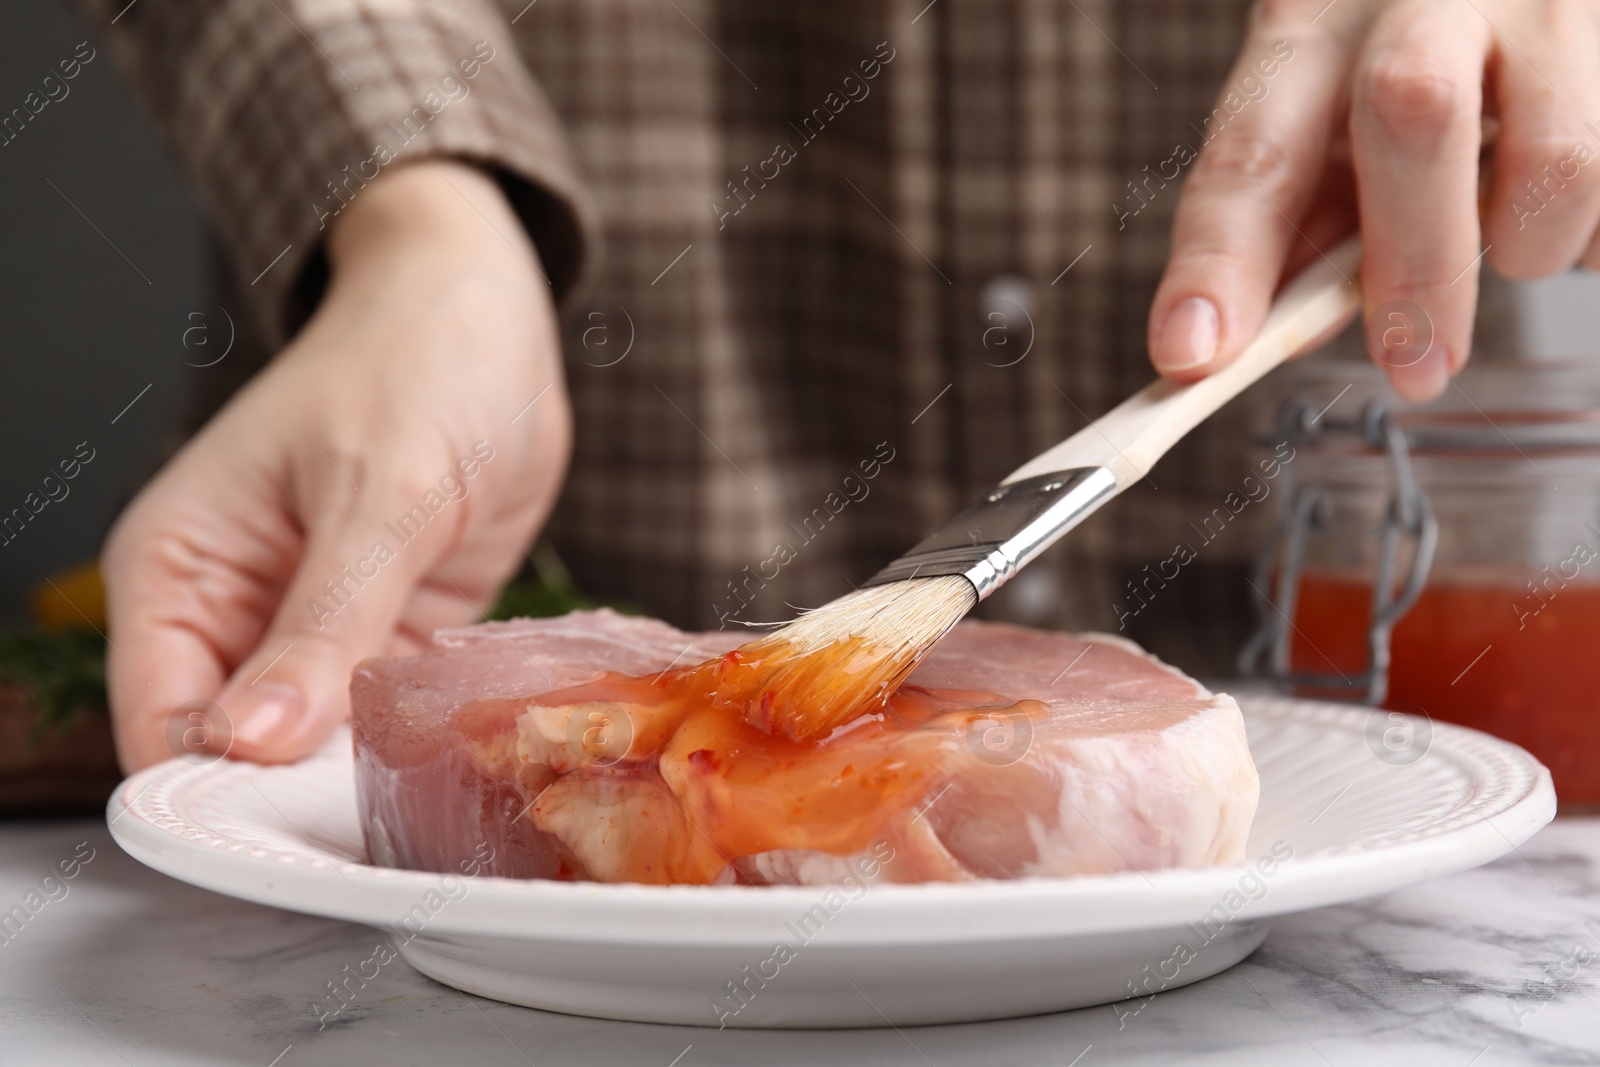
[{"xmin": 720, "ymin": 236, "xmax": 1365, "ymax": 742}]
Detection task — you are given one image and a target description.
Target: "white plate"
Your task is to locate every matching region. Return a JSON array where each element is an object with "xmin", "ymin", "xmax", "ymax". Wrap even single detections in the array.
[{"xmin": 108, "ymin": 694, "xmax": 1554, "ymax": 1029}]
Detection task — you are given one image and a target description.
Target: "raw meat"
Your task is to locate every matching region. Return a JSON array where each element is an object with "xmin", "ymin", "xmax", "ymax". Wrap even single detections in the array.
[{"xmin": 351, "ymin": 609, "xmax": 1258, "ymax": 885}]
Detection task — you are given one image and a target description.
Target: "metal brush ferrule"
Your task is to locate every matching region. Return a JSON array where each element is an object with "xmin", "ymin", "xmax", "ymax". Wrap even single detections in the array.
[{"xmin": 863, "ymin": 468, "xmax": 1118, "ymax": 601}]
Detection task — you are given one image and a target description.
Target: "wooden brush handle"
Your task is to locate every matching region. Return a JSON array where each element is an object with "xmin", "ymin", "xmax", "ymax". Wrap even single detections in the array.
[{"xmin": 1005, "ymin": 235, "xmax": 1364, "ymax": 488}]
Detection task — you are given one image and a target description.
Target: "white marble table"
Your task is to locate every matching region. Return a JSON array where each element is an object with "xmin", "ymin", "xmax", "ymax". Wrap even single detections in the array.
[{"xmin": 2, "ymin": 817, "xmax": 1596, "ymax": 1066}]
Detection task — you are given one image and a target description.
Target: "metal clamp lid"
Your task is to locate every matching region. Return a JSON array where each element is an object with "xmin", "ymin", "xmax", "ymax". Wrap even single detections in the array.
[{"xmin": 1238, "ymin": 400, "xmax": 1438, "ymax": 705}]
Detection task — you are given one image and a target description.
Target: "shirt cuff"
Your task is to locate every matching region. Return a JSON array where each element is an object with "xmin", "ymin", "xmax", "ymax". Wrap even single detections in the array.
[{"xmin": 83, "ymin": 0, "xmax": 597, "ymax": 346}]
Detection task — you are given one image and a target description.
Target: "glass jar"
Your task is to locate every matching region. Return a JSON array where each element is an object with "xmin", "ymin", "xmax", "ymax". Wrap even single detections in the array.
[{"xmin": 1243, "ymin": 361, "xmax": 1600, "ymax": 806}]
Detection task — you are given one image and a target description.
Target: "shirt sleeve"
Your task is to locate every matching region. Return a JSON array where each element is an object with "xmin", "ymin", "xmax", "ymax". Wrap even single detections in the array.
[{"xmin": 71, "ymin": 0, "xmax": 598, "ymax": 346}]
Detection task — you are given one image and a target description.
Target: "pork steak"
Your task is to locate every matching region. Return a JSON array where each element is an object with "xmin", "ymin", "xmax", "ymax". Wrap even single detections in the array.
[{"xmin": 351, "ymin": 609, "xmax": 1258, "ymax": 885}]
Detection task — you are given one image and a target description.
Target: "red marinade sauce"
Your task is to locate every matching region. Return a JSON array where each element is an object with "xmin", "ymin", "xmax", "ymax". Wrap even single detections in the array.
[
  {"xmin": 446, "ymin": 642, "xmax": 1033, "ymax": 884},
  {"xmin": 1291, "ymin": 570, "xmax": 1600, "ymax": 804}
]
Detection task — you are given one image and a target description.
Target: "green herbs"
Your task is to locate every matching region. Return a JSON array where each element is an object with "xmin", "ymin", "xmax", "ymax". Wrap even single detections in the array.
[
  {"xmin": 1, "ymin": 542, "xmax": 613, "ymax": 740},
  {"xmin": 0, "ymin": 627, "xmax": 107, "ymax": 737},
  {"xmin": 487, "ymin": 541, "xmax": 633, "ymax": 621}
]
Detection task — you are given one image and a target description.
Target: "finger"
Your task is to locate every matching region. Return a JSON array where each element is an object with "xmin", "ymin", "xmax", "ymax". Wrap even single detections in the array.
[
  {"xmin": 1148, "ymin": 11, "xmax": 1356, "ymax": 378},
  {"xmin": 1349, "ymin": 1, "xmax": 1491, "ymax": 401},
  {"xmin": 390, "ymin": 577, "xmax": 491, "ymax": 652},
  {"xmin": 105, "ymin": 603, "xmax": 229, "ymax": 774},
  {"xmin": 1280, "ymin": 158, "xmax": 1359, "ymax": 279},
  {"xmin": 1586, "ymin": 226, "xmax": 1600, "ymax": 271},
  {"xmin": 1485, "ymin": 6, "xmax": 1600, "ymax": 277},
  {"xmin": 215, "ymin": 483, "xmax": 464, "ymax": 763},
  {"xmin": 103, "ymin": 502, "xmax": 292, "ymax": 772},
  {"xmin": 1268, "ymin": 164, "xmax": 1365, "ymax": 356}
]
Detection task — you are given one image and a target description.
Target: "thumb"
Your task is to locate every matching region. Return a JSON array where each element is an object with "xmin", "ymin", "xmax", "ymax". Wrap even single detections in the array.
[{"xmin": 216, "ymin": 491, "xmax": 457, "ymax": 762}]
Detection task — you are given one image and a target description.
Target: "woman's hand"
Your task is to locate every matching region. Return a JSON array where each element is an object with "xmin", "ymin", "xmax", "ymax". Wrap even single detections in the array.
[
  {"xmin": 103, "ymin": 160, "xmax": 572, "ymax": 771},
  {"xmin": 1149, "ymin": 0, "xmax": 1600, "ymax": 400}
]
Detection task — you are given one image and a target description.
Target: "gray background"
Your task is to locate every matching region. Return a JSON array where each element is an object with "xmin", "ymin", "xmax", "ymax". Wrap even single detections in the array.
[
  {"xmin": 0, "ymin": 1, "xmax": 204, "ymax": 623},
  {"xmin": 2, "ymin": 1, "xmax": 1599, "ymax": 626}
]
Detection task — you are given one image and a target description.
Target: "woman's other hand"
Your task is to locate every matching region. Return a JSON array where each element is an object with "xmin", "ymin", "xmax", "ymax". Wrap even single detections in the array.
[{"xmin": 103, "ymin": 160, "xmax": 571, "ymax": 771}]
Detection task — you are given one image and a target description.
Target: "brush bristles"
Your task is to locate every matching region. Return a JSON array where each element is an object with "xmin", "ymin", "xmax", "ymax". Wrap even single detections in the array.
[
  {"xmin": 760, "ymin": 576, "xmax": 978, "ymax": 653},
  {"xmin": 731, "ymin": 576, "xmax": 978, "ymax": 741}
]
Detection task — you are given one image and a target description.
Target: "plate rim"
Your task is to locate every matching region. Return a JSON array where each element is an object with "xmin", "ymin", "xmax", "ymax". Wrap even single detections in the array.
[{"xmin": 107, "ymin": 693, "xmax": 1557, "ymax": 944}]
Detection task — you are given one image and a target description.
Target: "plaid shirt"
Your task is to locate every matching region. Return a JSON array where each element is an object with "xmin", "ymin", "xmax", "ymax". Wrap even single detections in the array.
[{"xmin": 76, "ymin": 0, "xmax": 1522, "ymax": 673}]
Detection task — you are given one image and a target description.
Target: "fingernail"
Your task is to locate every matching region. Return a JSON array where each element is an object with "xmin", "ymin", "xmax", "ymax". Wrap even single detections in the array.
[
  {"xmin": 1387, "ymin": 343, "xmax": 1451, "ymax": 403},
  {"xmin": 231, "ymin": 682, "xmax": 307, "ymax": 748},
  {"xmin": 1153, "ymin": 296, "xmax": 1220, "ymax": 371}
]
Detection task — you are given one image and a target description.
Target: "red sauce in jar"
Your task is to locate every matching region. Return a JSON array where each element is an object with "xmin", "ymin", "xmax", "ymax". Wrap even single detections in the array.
[{"xmin": 1291, "ymin": 571, "xmax": 1600, "ymax": 804}]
